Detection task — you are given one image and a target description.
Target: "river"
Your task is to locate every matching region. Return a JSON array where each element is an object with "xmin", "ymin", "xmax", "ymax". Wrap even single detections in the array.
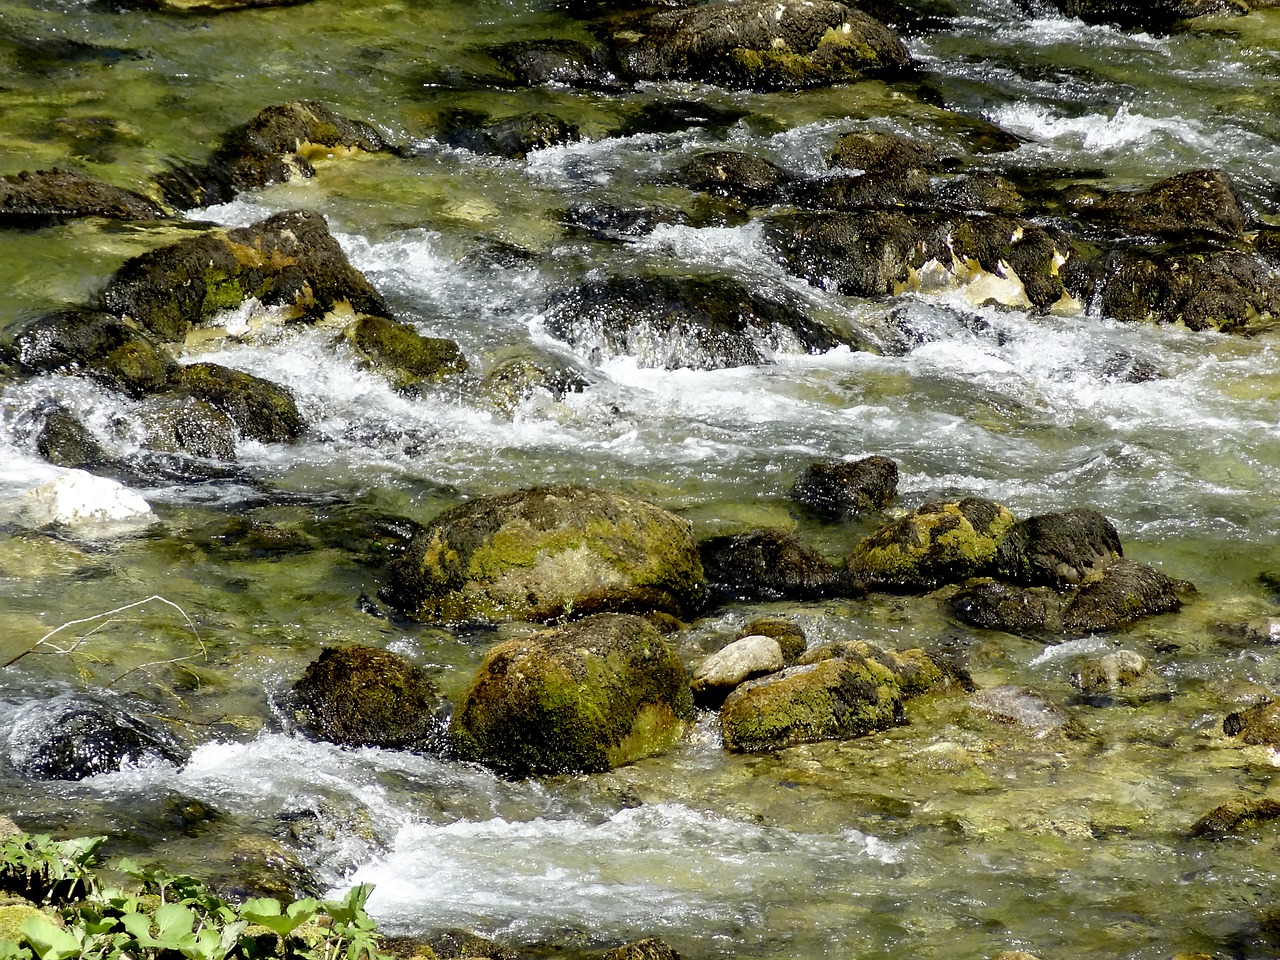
[{"xmin": 1, "ymin": 0, "xmax": 1280, "ymax": 956}]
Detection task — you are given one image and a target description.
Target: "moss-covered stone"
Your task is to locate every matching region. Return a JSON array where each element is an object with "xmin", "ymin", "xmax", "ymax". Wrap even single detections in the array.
[
  {"xmin": 996, "ymin": 508, "xmax": 1123, "ymax": 589},
  {"xmin": 345, "ymin": 315, "xmax": 468, "ymax": 390},
  {"xmin": 1061, "ymin": 557, "xmax": 1185, "ymax": 633},
  {"xmin": 826, "ymin": 130, "xmax": 938, "ymax": 174},
  {"xmin": 8, "ymin": 308, "xmax": 176, "ymax": 396},
  {"xmin": 1085, "ymin": 169, "xmax": 1248, "ymax": 240},
  {"xmin": 290, "ymin": 644, "xmax": 449, "ymax": 751},
  {"xmin": 847, "ymin": 497, "xmax": 1016, "ymax": 592},
  {"xmin": 0, "ymin": 902, "xmax": 47, "ymax": 944},
  {"xmin": 380, "ymin": 485, "xmax": 706, "ymax": 624},
  {"xmin": 450, "ymin": 613, "xmax": 694, "ymax": 777},
  {"xmin": 797, "ymin": 639, "xmax": 946, "ymax": 697},
  {"xmin": 1190, "ymin": 795, "xmax": 1280, "ymax": 838},
  {"xmin": 170, "ymin": 362, "xmax": 304, "ymax": 444},
  {"xmin": 948, "ymin": 579, "xmax": 1062, "ymax": 635},
  {"xmin": 671, "ymin": 151, "xmax": 794, "ymax": 206},
  {"xmin": 1223, "ymin": 699, "xmax": 1280, "ymax": 746},
  {"xmin": 437, "ymin": 109, "xmax": 579, "ymax": 159},
  {"xmin": 700, "ymin": 528, "xmax": 847, "ymax": 603},
  {"xmin": 1047, "ymin": 0, "xmax": 1246, "ymax": 31},
  {"xmin": 99, "ymin": 209, "xmax": 392, "ymax": 343},
  {"xmin": 0, "ymin": 168, "xmax": 167, "ymax": 225},
  {"xmin": 35, "ymin": 405, "xmax": 111, "ymax": 469},
  {"xmin": 138, "ymin": 395, "xmax": 238, "ymax": 461},
  {"xmin": 603, "ymin": 939, "xmax": 682, "ymax": 960},
  {"xmin": 736, "ymin": 616, "xmax": 807, "ymax": 664}
]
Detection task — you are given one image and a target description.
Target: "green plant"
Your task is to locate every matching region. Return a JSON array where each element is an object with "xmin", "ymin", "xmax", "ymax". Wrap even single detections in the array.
[{"xmin": 0, "ymin": 832, "xmax": 394, "ymax": 960}]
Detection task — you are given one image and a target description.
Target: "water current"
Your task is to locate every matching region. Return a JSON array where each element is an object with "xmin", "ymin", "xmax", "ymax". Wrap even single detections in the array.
[{"xmin": 1, "ymin": 0, "xmax": 1280, "ymax": 956}]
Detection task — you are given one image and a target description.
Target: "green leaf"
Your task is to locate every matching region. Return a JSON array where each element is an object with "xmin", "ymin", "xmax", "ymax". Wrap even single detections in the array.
[
  {"xmin": 155, "ymin": 903, "xmax": 197, "ymax": 943},
  {"xmin": 0, "ymin": 940, "xmax": 33, "ymax": 960},
  {"xmin": 321, "ymin": 885, "xmax": 373, "ymax": 927},
  {"xmin": 240, "ymin": 897, "xmax": 316, "ymax": 937},
  {"xmin": 20, "ymin": 915, "xmax": 81, "ymax": 960}
]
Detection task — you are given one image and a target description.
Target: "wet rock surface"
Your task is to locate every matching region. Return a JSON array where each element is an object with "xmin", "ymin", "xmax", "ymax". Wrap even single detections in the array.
[
  {"xmin": 0, "ymin": 168, "xmax": 167, "ymax": 224},
  {"xmin": 700, "ymin": 528, "xmax": 848, "ymax": 602},
  {"xmin": 790, "ymin": 455, "xmax": 899, "ymax": 519}
]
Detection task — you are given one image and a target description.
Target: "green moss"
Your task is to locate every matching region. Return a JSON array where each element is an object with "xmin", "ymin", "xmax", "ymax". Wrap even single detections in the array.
[{"xmin": 0, "ymin": 902, "xmax": 46, "ymax": 942}]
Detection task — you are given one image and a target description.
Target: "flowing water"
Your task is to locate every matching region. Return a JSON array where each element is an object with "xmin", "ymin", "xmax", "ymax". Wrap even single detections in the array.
[{"xmin": 1, "ymin": 0, "xmax": 1280, "ymax": 956}]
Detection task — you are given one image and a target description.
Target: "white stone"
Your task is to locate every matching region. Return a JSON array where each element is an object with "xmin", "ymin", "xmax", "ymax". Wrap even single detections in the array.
[
  {"xmin": 20, "ymin": 470, "xmax": 152, "ymax": 527},
  {"xmin": 692, "ymin": 634, "xmax": 784, "ymax": 693}
]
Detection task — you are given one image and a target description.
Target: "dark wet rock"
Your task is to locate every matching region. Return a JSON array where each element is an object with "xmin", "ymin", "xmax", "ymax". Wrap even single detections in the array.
[
  {"xmin": 672, "ymin": 151, "xmax": 794, "ymax": 206},
  {"xmin": 541, "ymin": 273, "xmax": 846, "ymax": 370},
  {"xmin": 158, "ymin": 102, "xmax": 394, "ymax": 209},
  {"xmin": 1078, "ymin": 169, "xmax": 1249, "ymax": 240},
  {"xmin": 381, "ymin": 485, "xmax": 706, "ymax": 624},
  {"xmin": 170, "ymin": 362, "xmax": 305, "ymax": 443},
  {"xmin": 344, "ymin": 315, "xmax": 468, "ymax": 391},
  {"xmin": 847, "ymin": 497, "xmax": 1016, "ymax": 592},
  {"xmin": 0, "ymin": 168, "xmax": 166, "ymax": 225},
  {"xmin": 302, "ymin": 507, "xmax": 425, "ymax": 565},
  {"xmin": 764, "ymin": 210, "xmax": 1073, "ymax": 307},
  {"xmin": 8, "ymin": 308, "xmax": 176, "ymax": 396},
  {"xmin": 110, "ymin": 0, "xmax": 312, "ymax": 11},
  {"xmin": 1069, "ymin": 247, "xmax": 1280, "ymax": 334},
  {"xmin": 189, "ymin": 516, "xmax": 314, "ymax": 559},
  {"xmin": 438, "ymin": 109, "xmax": 579, "ymax": 159},
  {"xmin": 610, "ymin": 0, "xmax": 914, "ymax": 90},
  {"xmin": 1071, "ymin": 650, "xmax": 1147, "ymax": 694},
  {"xmin": 790, "ymin": 455, "xmax": 899, "ymax": 519},
  {"xmin": 480, "ymin": 355, "xmax": 590, "ymax": 414},
  {"xmin": 562, "ymin": 202, "xmax": 693, "ymax": 242},
  {"xmin": 422, "ymin": 929, "xmax": 519, "ymax": 960},
  {"xmin": 8, "ymin": 694, "xmax": 188, "ymax": 781},
  {"xmin": 1190, "ymin": 795, "xmax": 1280, "ymax": 838},
  {"xmin": 736, "ymin": 616, "xmax": 808, "ymax": 664},
  {"xmin": 35, "ymin": 404, "xmax": 111, "ymax": 469},
  {"xmin": 603, "ymin": 938, "xmax": 682, "ymax": 960},
  {"xmin": 1214, "ymin": 617, "xmax": 1280, "ymax": 646},
  {"xmin": 450, "ymin": 613, "xmax": 694, "ymax": 777},
  {"xmin": 290, "ymin": 644, "xmax": 449, "ymax": 751},
  {"xmin": 790, "ymin": 170, "xmax": 935, "ymax": 211},
  {"xmin": 1061, "ymin": 558, "xmax": 1185, "ymax": 633},
  {"xmin": 996, "ymin": 508, "xmax": 1122, "ymax": 589},
  {"xmin": 720, "ymin": 640, "xmax": 945, "ymax": 752},
  {"xmin": 493, "ymin": 38, "xmax": 626, "ymax": 91},
  {"xmin": 1224, "ymin": 699, "xmax": 1280, "ymax": 746},
  {"xmin": 100, "ymin": 209, "xmax": 392, "ymax": 343},
  {"xmin": 969, "ymin": 685, "xmax": 1086, "ymax": 739},
  {"xmin": 700, "ymin": 528, "xmax": 847, "ymax": 602},
  {"xmin": 948, "ymin": 579, "xmax": 1063, "ymax": 634},
  {"xmin": 137, "ymin": 394, "xmax": 238, "ymax": 460},
  {"xmin": 691, "ymin": 634, "xmax": 785, "ymax": 707},
  {"xmin": 880, "ymin": 301, "xmax": 1000, "ymax": 356},
  {"xmin": 934, "ymin": 173, "xmax": 1027, "ymax": 216},
  {"xmin": 1046, "ymin": 0, "xmax": 1247, "ymax": 31},
  {"xmin": 826, "ymin": 129, "xmax": 939, "ymax": 174},
  {"xmin": 616, "ymin": 99, "xmax": 752, "ymax": 137}
]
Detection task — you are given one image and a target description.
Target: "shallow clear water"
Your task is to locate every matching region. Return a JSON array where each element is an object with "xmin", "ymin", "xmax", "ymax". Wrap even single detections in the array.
[{"xmin": 2, "ymin": 0, "xmax": 1280, "ymax": 956}]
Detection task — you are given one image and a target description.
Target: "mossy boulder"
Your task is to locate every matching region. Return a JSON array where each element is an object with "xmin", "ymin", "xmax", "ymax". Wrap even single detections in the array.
[
  {"xmin": 1061, "ymin": 557, "xmax": 1185, "ymax": 633},
  {"xmin": 493, "ymin": 38, "xmax": 627, "ymax": 91},
  {"xmin": 170, "ymin": 362, "xmax": 305, "ymax": 443},
  {"xmin": 1190, "ymin": 795, "xmax": 1280, "ymax": 838},
  {"xmin": 0, "ymin": 902, "xmax": 47, "ymax": 944},
  {"xmin": 380, "ymin": 485, "xmax": 706, "ymax": 623},
  {"xmin": 290, "ymin": 644, "xmax": 449, "ymax": 751},
  {"xmin": 798, "ymin": 639, "xmax": 947, "ymax": 697},
  {"xmin": 7, "ymin": 308, "xmax": 176, "ymax": 396},
  {"xmin": 826, "ymin": 130, "xmax": 939, "ymax": 174},
  {"xmin": 611, "ymin": 0, "xmax": 914, "ymax": 91},
  {"xmin": 541, "ymin": 273, "xmax": 845, "ymax": 370},
  {"xmin": 450, "ymin": 613, "xmax": 694, "ymax": 776},
  {"xmin": 699, "ymin": 528, "xmax": 847, "ymax": 602},
  {"xmin": 736, "ymin": 616, "xmax": 808, "ymax": 663},
  {"xmin": 35, "ymin": 404, "xmax": 112, "ymax": 469},
  {"xmin": 1071, "ymin": 650, "xmax": 1147, "ymax": 694},
  {"xmin": 720, "ymin": 640, "xmax": 946, "ymax": 752},
  {"xmin": 847, "ymin": 497, "xmax": 1016, "ymax": 592},
  {"xmin": 345, "ymin": 315, "xmax": 468, "ymax": 391},
  {"xmin": 158, "ymin": 101, "xmax": 394, "ymax": 208},
  {"xmin": 99, "ymin": 209, "xmax": 392, "ymax": 343},
  {"xmin": 671, "ymin": 151, "xmax": 794, "ymax": 206},
  {"xmin": 0, "ymin": 168, "xmax": 166, "ymax": 225},
  {"xmin": 603, "ymin": 939, "xmax": 682, "ymax": 960},
  {"xmin": 1225, "ymin": 699, "xmax": 1280, "ymax": 746},
  {"xmin": 948, "ymin": 579, "xmax": 1064, "ymax": 635},
  {"xmin": 996, "ymin": 508, "xmax": 1122, "ymax": 589},
  {"xmin": 790, "ymin": 455, "xmax": 898, "ymax": 519}
]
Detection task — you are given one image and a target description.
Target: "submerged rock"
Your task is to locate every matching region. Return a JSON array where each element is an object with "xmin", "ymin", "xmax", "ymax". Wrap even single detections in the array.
[
  {"xmin": 380, "ymin": 485, "xmax": 706, "ymax": 623},
  {"xmin": 969, "ymin": 685, "xmax": 1086, "ymax": 739},
  {"xmin": 847, "ymin": 497, "xmax": 1016, "ymax": 592},
  {"xmin": 1223, "ymin": 699, "xmax": 1280, "ymax": 746},
  {"xmin": 1046, "ymin": 0, "xmax": 1247, "ymax": 31},
  {"xmin": 493, "ymin": 38, "xmax": 626, "ymax": 91},
  {"xmin": 8, "ymin": 694, "xmax": 187, "ymax": 780},
  {"xmin": 480, "ymin": 356, "xmax": 590, "ymax": 414},
  {"xmin": 450, "ymin": 613, "xmax": 694, "ymax": 777},
  {"xmin": 0, "ymin": 168, "xmax": 166, "ymax": 224},
  {"xmin": 170, "ymin": 362, "xmax": 305, "ymax": 443},
  {"xmin": 1071, "ymin": 650, "xmax": 1148, "ymax": 694},
  {"xmin": 290, "ymin": 644, "xmax": 449, "ymax": 751},
  {"xmin": 158, "ymin": 101, "xmax": 394, "ymax": 208},
  {"xmin": 699, "ymin": 528, "xmax": 847, "ymax": 602},
  {"xmin": 790, "ymin": 455, "xmax": 899, "ymax": 518},
  {"xmin": 1190, "ymin": 795, "xmax": 1280, "ymax": 838},
  {"xmin": 541, "ymin": 273, "xmax": 845, "ymax": 370}
]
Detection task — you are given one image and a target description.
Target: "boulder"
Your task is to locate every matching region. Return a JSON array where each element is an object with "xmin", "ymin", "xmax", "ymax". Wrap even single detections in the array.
[
  {"xmin": 996, "ymin": 508, "xmax": 1123, "ymax": 589},
  {"xmin": 671, "ymin": 151, "xmax": 794, "ymax": 206},
  {"xmin": 19, "ymin": 470, "xmax": 152, "ymax": 527},
  {"xmin": 691, "ymin": 634, "xmax": 785, "ymax": 707},
  {"xmin": 7, "ymin": 694, "xmax": 187, "ymax": 780},
  {"xmin": 847, "ymin": 497, "xmax": 1016, "ymax": 592},
  {"xmin": 1224, "ymin": 699, "xmax": 1280, "ymax": 746},
  {"xmin": 380, "ymin": 485, "xmax": 706, "ymax": 623},
  {"xmin": 35, "ymin": 404, "xmax": 111, "ymax": 469},
  {"xmin": 603, "ymin": 939, "xmax": 682, "ymax": 960},
  {"xmin": 170, "ymin": 362, "xmax": 305, "ymax": 443},
  {"xmin": 137, "ymin": 394, "xmax": 238, "ymax": 460},
  {"xmin": 948, "ymin": 579, "xmax": 1063, "ymax": 635},
  {"xmin": 719, "ymin": 640, "xmax": 946, "ymax": 752},
  {"xmin": 610, "ymin": 0, "xmax": 914, "ymax": 90},
  {"xmin": 1060, "ymin": 558, "xmax": 1185, "ymax": 633},
  {"xmin": 0, "ymin": 168, "xmax": 166, "ymax": 225},
  {"xmin": 423, "ymin": 929, "xmax": 519, "ymax": 960},
  {"xmin": 699, "ymin": 528, "xmax": 847, "ymax": 601},
  {"xmin": 290, "ymin": 644, "xmax": 449, "ymax": 751},
  {"xmin": 8, "ymin": 308, "xmax": 176, "ymax": 396},
  {"xmin": 790, "ymin": 170, "xmax": 935, "ymax": 212},
  {"xmin": 344, "ymin": 315, "xmax": 468, "ymax": 391},
  {"xmin": 1046, "ymin": 0, "xmax": 1247, "ymax": 30},
  {"xmin": 798, "ymin": 639, "xmax": 947, "ymax": 697},
  {"xmin": 1082, "ymin": 169, "xmax": 1249, "ymax": 240},
  {"xmin": 99, "ymin": 209, "xmax": 392, "ymax": 343},
  {"xmin": 1071, "ymin": 650, "xmax": 1147, "ymax": 694},
  {"xmin": 480, "ymin": 356, "xmax": 590, "ymax": 414},
  {"xmin": 735, "ymin": 616, "xmax": 808, "ymax": 663},
  {"xmin": 492, "ymin": 38, "xmax": 627, "ymax": 91},
  {"xmin": 450, "ymin": 613, "xmax": 694, "ymax": 776},
  {"xmin": 1190, "ymin": 795, "xmax": 1280, "ymax": 838},
  {"xmin": 158, "ymin": 101, "xmax": 394, "ymax": 208},
  {"xmin": 826, "ymin": 130, "xmax": 939, "ymax": 174},
  {"xmin": 790, "ymin": 455, "xmax": 899, "ymax": 518},
  {"xmin": 541, "ymin": 273, "xmax": 845, "ymax": 370},
  {"xmin": 437, "ymin": 109, "xmax": 579, "ymax": 159},
  {"xmin": 562, "ymin": 202, "xmax": 695, "ymax": 242}
]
